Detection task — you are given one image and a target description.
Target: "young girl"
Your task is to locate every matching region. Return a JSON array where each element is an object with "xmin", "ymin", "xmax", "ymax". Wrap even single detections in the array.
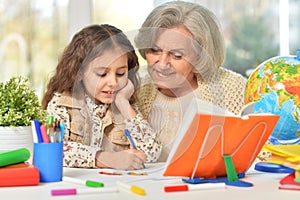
[{"xmin": 42, "ymin": 24, "xmax": 161, "ymax": 170}]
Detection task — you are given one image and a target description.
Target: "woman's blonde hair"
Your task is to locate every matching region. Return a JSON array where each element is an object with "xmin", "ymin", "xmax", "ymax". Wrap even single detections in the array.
[{"xmin": 135, "ymin": 1, "xmax": 225, "ymax": 76}]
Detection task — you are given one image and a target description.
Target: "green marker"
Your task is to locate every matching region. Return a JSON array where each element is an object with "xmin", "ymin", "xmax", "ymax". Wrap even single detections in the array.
[
  {"xmin": 63, "ymin": 176, "xmax": 104, "ymax": 187},
  {"xmin": 47, "ymin": 116, "xmax": 54, "ymax": 125},
  {"xmin": 0, "ymin": 148, "xmax": 30, "ymax": 167}
]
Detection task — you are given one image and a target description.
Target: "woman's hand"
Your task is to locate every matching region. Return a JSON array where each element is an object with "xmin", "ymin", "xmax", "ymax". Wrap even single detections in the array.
[{"xmin": 95, "ymin": 149, "xmax": 147, "ymax": 170}]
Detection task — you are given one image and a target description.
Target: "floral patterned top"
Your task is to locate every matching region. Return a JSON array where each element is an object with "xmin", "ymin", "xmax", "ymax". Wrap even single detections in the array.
[{"xmin": 46, "ymin": 92, "xmax": 162, "ymax": 168}]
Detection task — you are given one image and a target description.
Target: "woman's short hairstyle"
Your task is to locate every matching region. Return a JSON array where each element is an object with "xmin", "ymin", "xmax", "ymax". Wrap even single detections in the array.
[{"xmin": 135, "ymin": 1, "xmax": 225, "ymax": 76}]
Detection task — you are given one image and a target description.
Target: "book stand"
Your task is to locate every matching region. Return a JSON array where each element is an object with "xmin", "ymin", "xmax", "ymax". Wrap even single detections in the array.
[{"xmin": 182, "ymin": 121, "xmax": 270, "ymax": 187}]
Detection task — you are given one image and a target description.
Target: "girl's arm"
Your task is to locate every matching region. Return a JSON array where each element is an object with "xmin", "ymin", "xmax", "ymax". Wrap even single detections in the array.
[
  {"xmin": 46, "ymin": 94, "xmax": 98, "ymax": 168},
  {"xmin": 114, "ymin": 80, "xmax": 162, "ymax": 162},
  {"xmin": 47, "ymin": 93, "xmax": 147, "ymax": 169}
]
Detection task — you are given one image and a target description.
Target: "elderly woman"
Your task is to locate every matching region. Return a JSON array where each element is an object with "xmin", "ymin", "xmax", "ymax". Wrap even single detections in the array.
[{"xmin": 134, "ymin": 1, "xmax": 247, "ymax": 162}]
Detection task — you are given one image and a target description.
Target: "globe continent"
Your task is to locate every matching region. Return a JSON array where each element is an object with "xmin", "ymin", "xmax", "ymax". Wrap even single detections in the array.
[{"xmin": 245, "ymin": 54, "xmax": 300, "ymax": 144}]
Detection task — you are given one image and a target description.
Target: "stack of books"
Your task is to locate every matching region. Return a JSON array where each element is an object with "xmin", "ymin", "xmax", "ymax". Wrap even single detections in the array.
[
  {"xmin": 263, "ymin": 144, "xmax": 300, "ymax": 191},
  {"xmin": 0, "ymin": 148, "xmax": 40, "ymax": 187}
]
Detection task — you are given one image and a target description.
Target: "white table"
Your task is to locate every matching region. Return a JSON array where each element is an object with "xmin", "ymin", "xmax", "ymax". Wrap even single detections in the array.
[{"xmin": 0, "ymin": 163, "xmax": 299, "ymax": 200}]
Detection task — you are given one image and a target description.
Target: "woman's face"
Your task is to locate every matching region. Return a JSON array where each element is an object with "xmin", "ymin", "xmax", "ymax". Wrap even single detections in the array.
[
  {"xmin": 145, "ymin": 26, "xmax": 198, "ymax": 97},
  {"xmin": 82, "ymin": 49, "xmax": 128, "ymax": 104}
]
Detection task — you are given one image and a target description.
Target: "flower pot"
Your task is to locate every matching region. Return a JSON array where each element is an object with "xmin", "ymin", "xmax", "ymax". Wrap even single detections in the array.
[{"xmin": 0, "ymin": 126, "xmax": 33, "ymax": 163}]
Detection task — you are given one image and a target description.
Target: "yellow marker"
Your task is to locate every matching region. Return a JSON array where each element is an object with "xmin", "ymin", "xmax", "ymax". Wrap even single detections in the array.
[
  {"xmin": 116, "ymin": 181, "xmax": 146, "ymax": 196},
  {"xmin": 127, "ymin": 171, "xmax": 148, "ymax": 176},
  {"xmin": 131, "ymin": 185, "xmax": 146, "ymax": 196}
]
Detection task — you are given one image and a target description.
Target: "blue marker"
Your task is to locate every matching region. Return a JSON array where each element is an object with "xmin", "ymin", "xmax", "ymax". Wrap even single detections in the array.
[
  {"xmin": 124, "ymin": 129, "xmax": 146, "ymax": 168},
  {"xmin": 33, "ymin": 120, "xmax": 43, "ymax": 143},
  {"xmin": 59, "ymin": 123, "xmax": 65, "ymax": 142}
]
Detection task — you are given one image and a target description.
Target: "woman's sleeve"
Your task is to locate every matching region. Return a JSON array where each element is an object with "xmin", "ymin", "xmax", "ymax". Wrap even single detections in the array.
[
  {"xmin": 46, "ymin": 95, "xmax": 99, "ymax": 168},
  {"xmin": 125, "ymin": 113, "xmax": 162, "ymax": 162}
]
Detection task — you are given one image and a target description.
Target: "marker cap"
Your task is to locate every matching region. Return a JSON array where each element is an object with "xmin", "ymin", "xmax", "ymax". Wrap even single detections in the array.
[{"xmin": 86, "ymin": 180, "xmax": 104, "ymax": 187}]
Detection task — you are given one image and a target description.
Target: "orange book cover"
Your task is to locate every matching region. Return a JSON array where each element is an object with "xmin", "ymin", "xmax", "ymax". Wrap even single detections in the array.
[
  {"xmin": 0, "ymin": 162, "xmax": 40, "ymax": 187},
  {"xmin": 163, "ymin": 98, "xmax": 280, "ymax": 179}
]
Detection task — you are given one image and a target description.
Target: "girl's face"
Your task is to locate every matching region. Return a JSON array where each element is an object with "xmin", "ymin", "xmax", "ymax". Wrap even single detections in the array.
[
  {"xmin": 82, "ymin": 49, "xmax": 128, "ymax": 104},
  {"xmin": 145, "ymin": 26, "xmax": 198, "ymax": 97}
]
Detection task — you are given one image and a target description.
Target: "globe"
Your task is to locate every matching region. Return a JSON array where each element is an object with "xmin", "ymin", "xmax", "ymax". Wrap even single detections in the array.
[{"xmin": 245, "ymin": 50, "xmax": 300, "ymax": 144}]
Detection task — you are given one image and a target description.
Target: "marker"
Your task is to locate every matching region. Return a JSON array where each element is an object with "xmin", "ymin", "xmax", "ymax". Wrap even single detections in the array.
[
  {"xmin": 116, "ymin": 181, "xmax": 146, "ymax": 196},
  {"xmin": 60, "ymin": 123, "xmax": 65, "ymax": 141},
  {"xmin": 124, "ymin": 129, "xmax": 146, "ymax": 168},
  {"xmin": 49, "ymin": 124, "xmax": 55, "ymax": 143},
  {"xmin": 51, "ymin": 187, "xmax": 117, "ymax": 196},
  {"xmin": 63, "ymin": 176, "xmax": 104, "ymax": 187},
  {"xmin": 99, "ymin": 171, "xmax": 123, "ymax": 176},
  {"xmin": 164, "ymin": 183, "xmax": 226, "ymax": 192},
  {"xmin": 31, "ymin": 120, "xmax": 38, "ymax": 143},
  {"xmin": 127, "ymin": 172, "xmax": 148, "ymax": 176},
  {"xmin": 40, "ymin": 122, "xmax": 50, "ymax": 143},
  {"xmin": 47, "ymin": 116, "xmax": 54, "ymax": 125},
  {"xmin": 33, "ymin": 120, "xmax": 43, "ymax": 143}
]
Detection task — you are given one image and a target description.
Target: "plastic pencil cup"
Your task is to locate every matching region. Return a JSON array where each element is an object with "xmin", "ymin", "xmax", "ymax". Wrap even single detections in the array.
[{"xmin": 33, "ymin": 142, "xmax": 63, "ymax": 182}]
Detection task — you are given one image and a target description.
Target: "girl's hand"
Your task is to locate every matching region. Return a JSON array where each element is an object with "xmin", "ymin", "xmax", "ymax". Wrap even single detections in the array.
[
  {"xmin": 112, "ymin": 79, "xmax": 137, "ymax": 120},
  {"xmin": 115, "ymin": 79, "xmax": 134, "ymax": 102},
  {"xmin": 95, "ymin": 149, "xmax": 146, "ymax": 170}
]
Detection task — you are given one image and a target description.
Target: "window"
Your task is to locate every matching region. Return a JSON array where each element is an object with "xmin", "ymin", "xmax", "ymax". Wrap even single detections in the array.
[
  {"xmin": 1, "ymin": 0, "xmax": 299, "ymax": 99},
  {"xmin": 0, "ymin": 0, "xmax": 68, "ymax": 97}
]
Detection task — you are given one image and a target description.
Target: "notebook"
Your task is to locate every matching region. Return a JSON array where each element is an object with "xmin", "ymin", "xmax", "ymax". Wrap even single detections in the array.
[{"xmin": 0, "ymin": 162, "xmax": 40, "ymax": 187}]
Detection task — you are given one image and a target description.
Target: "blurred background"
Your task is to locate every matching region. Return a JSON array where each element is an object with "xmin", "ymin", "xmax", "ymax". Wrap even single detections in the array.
[{"xmin": 0, "ymin": 0, "xmax": 299, "ymax": 100}]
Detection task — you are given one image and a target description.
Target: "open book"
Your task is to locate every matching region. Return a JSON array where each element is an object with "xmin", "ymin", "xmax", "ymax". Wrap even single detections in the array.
[{"xmin": 163, "ymin": 98, "xmax": 280, "ymax": 179}]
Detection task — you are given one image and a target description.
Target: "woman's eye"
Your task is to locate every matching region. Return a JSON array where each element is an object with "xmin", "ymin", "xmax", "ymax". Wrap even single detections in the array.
[
  {"xmin": 170, "ymin": 52, "xmax": 184, "ymax": 60},
  {"xmin": 149, "ymin": 47, "xmax": 161, "ymax": 54}
]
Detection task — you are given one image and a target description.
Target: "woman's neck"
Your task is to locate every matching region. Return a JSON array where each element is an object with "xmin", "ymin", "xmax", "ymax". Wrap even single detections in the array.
[{"xmin": 158, "ymin": 75, "xmax": 198, "ymax": 97}]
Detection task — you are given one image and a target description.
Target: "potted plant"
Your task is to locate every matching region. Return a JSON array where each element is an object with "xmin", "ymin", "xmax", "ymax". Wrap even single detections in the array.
[{"xmin": 0, "ymin": 76, "xmax": 46, "ymax": 161}]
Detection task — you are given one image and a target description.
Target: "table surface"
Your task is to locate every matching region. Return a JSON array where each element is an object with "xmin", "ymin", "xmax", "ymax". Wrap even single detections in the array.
[{"xmin": 0, "ymin": 163, "xmax": 299, "ymax": 200}]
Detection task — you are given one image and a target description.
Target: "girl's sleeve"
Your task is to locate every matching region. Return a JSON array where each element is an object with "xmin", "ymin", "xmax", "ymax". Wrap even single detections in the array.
[
  {"xmin": 46, "ymin": 94, "xmax": 98, "ymax": 168},
  {"xmin": 62, "ymin": 141, "xmax": 98, "ymax": 168},
  {"xmin": 125, "ymin": 113, "xmax": 162, "ymax": 162}
]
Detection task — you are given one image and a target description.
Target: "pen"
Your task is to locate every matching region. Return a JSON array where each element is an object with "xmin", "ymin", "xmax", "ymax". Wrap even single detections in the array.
[
  {"xmin": 63, "ymin": 176, "xmax": 104, "ymax": 187},
  {"xmin": 124, "ymin": 129, "xmax": 146, "ymax": 168},
  {"xmin": 124, "ymin": 129, "xmax": 137, "ymax": 149},
  {"xmin": 116, "ymin": 181, "xmax": 146, "ymax": 196},
  {"xmin": 164, "ymin": 182, "xmax": 226, "ymax": 192},
  {"xmin": 51, "ymin": 187, "xmax": 118, "ymax": 196},
  {"xmin": 54, "ymin": 120, "xmax": 62, "ymax": 142}
]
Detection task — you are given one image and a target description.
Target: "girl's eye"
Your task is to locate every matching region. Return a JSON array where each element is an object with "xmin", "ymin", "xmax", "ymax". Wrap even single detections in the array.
[
  {"xmin": 116, "ymin": 72, "xmax": 126, "ymax": 77},
  {"xmin": 97, "ymin": 73, "xmax": 106, "ymax": 77}
]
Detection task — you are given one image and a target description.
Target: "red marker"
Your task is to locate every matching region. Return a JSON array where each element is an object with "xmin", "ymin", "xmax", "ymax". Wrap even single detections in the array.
[
  {"xmin": 99, "ymin": 171, "xmax": 122, "ymax": 176},
  {"xmin": 164, "ymin": 183, "xmax": 226, "ymax": 192}
]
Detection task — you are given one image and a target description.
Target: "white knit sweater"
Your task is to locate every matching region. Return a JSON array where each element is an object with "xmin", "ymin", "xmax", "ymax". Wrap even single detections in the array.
[{"xmin": 136, "ymin": 68, "xmax": 247, "ymax": 161}]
